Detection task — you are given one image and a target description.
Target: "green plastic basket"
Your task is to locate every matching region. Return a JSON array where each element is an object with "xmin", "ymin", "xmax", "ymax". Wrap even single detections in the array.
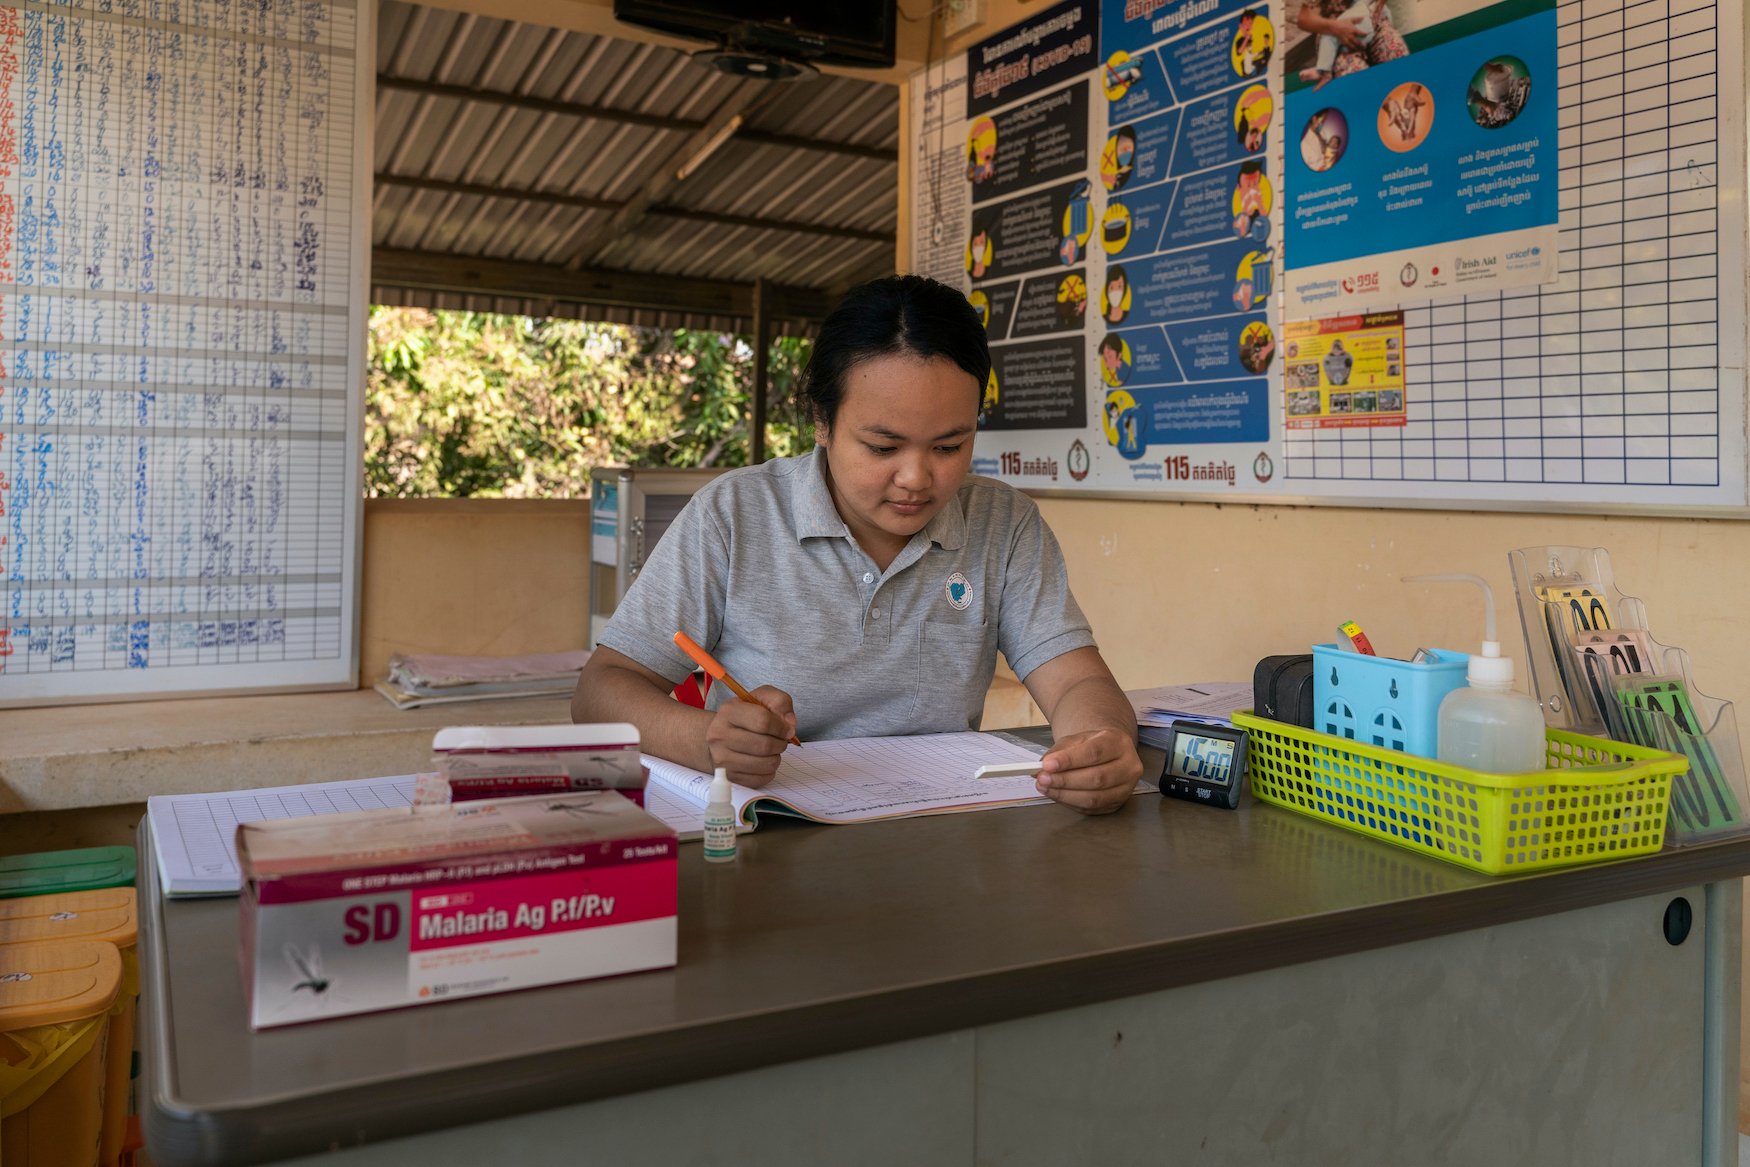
[{"xmin": 1232, "ymin": 711, "xmax": 1685, "ymax": 875}]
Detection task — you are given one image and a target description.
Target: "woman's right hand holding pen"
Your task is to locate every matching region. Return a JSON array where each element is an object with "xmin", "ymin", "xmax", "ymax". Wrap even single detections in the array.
[{"xmin": 705, "ymin": 685, "xmax": 797, "ymax": 787}]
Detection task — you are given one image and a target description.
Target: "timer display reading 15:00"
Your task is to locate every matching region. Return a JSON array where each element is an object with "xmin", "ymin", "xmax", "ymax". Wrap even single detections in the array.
[
  {"xmin": 1150, "ymin": 719, "xmax": 1249, "ymax": 809},
  {"xmin": 1170, "ymin": 733, "xmax": 1236, "ymax": 787}
]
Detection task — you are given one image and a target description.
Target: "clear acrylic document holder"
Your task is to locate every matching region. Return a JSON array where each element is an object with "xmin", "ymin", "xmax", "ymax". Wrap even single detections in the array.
[{"xmin": 1508, "ymin": 545, "xmax": 1746, "ymax": 845}]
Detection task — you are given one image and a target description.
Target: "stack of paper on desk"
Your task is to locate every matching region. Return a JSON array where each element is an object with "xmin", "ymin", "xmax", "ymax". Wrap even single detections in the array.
[
  {"xmin": 149, "ymin": 775, "xmax": 421, "ymax": 896},
  {"xmin": 1127, "ymin": 682, "xmax": 1252, "ymax": 729}
]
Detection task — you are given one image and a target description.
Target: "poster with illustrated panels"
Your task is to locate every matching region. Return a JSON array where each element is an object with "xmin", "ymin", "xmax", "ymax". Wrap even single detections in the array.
[
  {"xmin": 910, "ymin": 0, "xmax": 1283, "ymax": 496},
  {"xmin": 960, "ymin": 1, "xmax": 1100, "ymax": 491},
  {"xmin": 1095, "ymin": 0, "xmax": 1281, "ymax": 493}
]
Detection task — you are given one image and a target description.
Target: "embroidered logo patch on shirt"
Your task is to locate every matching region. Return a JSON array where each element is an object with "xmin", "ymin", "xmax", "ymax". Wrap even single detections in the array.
[{"xmin": 945, "ymin": 572, "xmax": 973, "ymax": 610}]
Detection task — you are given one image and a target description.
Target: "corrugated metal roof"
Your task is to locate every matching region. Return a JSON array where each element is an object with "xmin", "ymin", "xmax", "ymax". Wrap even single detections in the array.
[
  {"xmin": 370, "ymin": 284, "xmax": 749, "ymax": 334},
  {"xmin": 371, "ymin": 0, "xmax": 898, "ymax": 328}
]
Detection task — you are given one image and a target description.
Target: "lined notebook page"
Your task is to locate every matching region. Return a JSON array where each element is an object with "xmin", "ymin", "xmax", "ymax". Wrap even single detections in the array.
[
  {"xmin": 642, "ymin": 781, "xmax": 724, "ymax": 841},
  {"xmin": 148, "ymin": 774, "xmax": 419, "ymax": 896},
  {"xmin": 644, "ymin": 732, "xmax": 1052, "ymax": 827}
]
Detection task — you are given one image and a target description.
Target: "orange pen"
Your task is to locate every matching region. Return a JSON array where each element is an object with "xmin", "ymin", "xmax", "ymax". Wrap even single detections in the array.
[{"xmin": 673, "ymin": 631, "xmax": 803, "ymax": 748}]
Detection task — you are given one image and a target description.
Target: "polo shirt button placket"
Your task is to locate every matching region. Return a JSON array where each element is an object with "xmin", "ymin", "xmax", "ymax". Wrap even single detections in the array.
[{"xmin": 863, "ymin": 568, "xmax": 882, "ymax": 639}]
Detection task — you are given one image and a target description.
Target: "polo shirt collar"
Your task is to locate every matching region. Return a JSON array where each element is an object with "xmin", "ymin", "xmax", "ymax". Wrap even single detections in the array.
[
  {"xmin": 794, "ymin": 446, "xmax": 850, "ymax": 540},
  {"xmin": 923, "ymin": 482, "xmax": 967, "ymax": 551},
  {"xmin": 792, "ymin": 446, "xmax": 968, "ymax": 551}
]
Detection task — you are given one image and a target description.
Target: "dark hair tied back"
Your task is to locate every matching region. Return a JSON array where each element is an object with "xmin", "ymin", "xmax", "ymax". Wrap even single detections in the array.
[{"xmin": 801, "ymin": 275, "xmax": 992, "ymax": 431}]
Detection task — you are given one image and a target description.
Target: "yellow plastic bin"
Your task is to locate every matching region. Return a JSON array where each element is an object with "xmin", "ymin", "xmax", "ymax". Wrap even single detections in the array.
[
  {"xmin": 0, "ymin": 940, "xmax": 122, "ymax": 1167},
  {"xmin": 0, "ymin": 890, "xmax": 137, "ymax": 1167}
]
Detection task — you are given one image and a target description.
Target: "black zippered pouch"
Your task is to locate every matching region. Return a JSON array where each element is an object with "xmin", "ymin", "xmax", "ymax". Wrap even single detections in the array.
[{"xmin": 1253, "ymin": 654, "xmax": 1315, "ymax": 728}]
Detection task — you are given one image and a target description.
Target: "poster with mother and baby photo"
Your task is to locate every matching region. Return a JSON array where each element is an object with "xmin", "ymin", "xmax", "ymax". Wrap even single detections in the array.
[{"xmin": 1281, "ymin": 0, "xmax": 1559, "ymax": 316}]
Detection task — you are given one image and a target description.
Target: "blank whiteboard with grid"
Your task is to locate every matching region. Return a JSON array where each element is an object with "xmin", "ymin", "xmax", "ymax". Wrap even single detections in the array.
[
  {"xmin": 0, "ymin": 0, "xmax": 372, "ymax": 707},
  {"xmin": 1280, "ymin": 0, "xmax": 1746, "ymax": 512}
]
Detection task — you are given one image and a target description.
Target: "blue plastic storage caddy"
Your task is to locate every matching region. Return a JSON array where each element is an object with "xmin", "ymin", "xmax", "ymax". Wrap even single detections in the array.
[{"xmin": 1311, "ymin": 644, "xmax": 1470, "ymax": 759}]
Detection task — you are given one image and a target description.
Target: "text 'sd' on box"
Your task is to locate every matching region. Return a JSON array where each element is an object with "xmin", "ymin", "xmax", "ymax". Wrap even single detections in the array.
[{"xmin": 238, "ymin": 791, "xmax": 676, "ymax": 1029}]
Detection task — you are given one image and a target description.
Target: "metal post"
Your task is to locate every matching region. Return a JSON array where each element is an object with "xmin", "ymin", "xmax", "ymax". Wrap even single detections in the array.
[{"xmin": 752, "ymin": 278, "xmax": 770, "ymax": 465}]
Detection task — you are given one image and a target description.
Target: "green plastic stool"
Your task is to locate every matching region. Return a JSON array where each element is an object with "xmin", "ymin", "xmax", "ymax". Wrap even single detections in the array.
[{"xmin": 0, "ymin": 847, "xmax": 136, "ymax": 898}]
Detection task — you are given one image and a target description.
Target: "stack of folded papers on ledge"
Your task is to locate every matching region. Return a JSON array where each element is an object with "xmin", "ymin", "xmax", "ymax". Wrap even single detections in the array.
[
  {"xmin": 373, "ymin": 650, "xmax": 591, "ymax": 709},
  {"xmin": 1126, "ymin": 681, "xmax": 1251, "ymax": 729}
]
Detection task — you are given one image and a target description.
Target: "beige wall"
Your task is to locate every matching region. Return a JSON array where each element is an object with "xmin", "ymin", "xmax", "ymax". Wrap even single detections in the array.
[
  {"xmin": 1039, "ymin": 499, "xmax": 1750, "ymax": 710},
  {"xmin": 360, "ymin": 499, "xmax": 591, "ymax": 684},
  {"xmin": 354, "ymin": 501, "xmax": 1750, "ymax": 720}
]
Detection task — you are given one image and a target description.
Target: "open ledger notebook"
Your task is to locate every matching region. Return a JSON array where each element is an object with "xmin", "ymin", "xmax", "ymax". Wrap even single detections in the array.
[{"xmin": 645, "ymin": 730, "xmax": 1099, "ymax": 837}]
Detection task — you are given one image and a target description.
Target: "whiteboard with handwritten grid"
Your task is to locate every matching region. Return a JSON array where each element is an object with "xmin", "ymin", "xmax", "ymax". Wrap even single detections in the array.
[
  {"xmin": 1279, "ymin": 0, "xmax": 1746, "ymax": 513},
  {"xmin": 0, "ymin": 0, "xmax": 371, "ymax": 707}
]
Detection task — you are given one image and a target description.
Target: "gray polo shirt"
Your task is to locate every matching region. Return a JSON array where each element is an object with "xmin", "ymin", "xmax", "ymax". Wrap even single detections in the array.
[{"xmin": 597, "ymin": 447, "xmax": 1095, "ymax": 739}]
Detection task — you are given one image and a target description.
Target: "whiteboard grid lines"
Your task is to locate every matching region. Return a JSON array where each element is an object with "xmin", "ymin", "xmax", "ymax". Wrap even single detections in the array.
[
  {"xmin": 0, "ymin": 0, "xmax": 362, "ymax": 694},
  {"xmin": 1285, "ymin": 0, "xmax": 1723, "ymax": 491}
]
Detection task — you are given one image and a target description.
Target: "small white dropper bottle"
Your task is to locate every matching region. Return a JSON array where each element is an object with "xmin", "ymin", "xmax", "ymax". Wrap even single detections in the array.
[
  {"xmin": 703, "ymin": 767, "xmax": 737, "ymax": 863},
  {"xmin": 1403, "ymin": 573, "xmax": 1547, "ymax": 774}
]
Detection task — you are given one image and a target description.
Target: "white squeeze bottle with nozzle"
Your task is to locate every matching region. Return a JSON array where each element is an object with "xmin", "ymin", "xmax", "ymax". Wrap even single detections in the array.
[{"xmin": 1403, "ymin": 573, "xmax": 1546, "ymax": 774}]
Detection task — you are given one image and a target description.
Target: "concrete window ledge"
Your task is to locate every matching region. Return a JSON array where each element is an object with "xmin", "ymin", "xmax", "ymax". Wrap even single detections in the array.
[
  {"xmin": 0, "ymin": 690, "xmax": 575, "ymax": 814},
  {"xmin": 1, "ymin": 678, "xmax": 1042, "ymax": 815}
]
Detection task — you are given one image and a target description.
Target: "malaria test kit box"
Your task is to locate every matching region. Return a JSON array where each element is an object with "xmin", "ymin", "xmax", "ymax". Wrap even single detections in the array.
[
  {"xmin": 432, "ymin": 723, "xmax": 648, "ymax": 804},
  {"xmin": 238, "ymin": 789, "xmax": 677, "ymax": 1029}
]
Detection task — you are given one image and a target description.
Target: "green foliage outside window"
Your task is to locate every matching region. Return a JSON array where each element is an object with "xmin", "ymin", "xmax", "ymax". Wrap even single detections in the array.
[{"xmin": 365, "ymin": 307, "xmax": 815, "ymax": 498}]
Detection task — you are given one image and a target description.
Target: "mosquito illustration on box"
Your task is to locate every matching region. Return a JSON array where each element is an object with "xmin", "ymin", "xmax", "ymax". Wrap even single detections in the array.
[{"xmin": 274, "ymin": 942, "xmax": 353, "ymax": 1017}]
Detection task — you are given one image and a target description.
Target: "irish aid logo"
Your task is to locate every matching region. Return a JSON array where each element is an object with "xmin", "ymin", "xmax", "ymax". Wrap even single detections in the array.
[{"xmin": 945, "ymin": 572, "xmax": 973, "ymax": 611}]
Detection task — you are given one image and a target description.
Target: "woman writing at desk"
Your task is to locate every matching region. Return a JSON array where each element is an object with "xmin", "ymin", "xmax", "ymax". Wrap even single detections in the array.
[{"xmin": 572, "ymin": 276, "xmax": 1144, "ymax": 814}]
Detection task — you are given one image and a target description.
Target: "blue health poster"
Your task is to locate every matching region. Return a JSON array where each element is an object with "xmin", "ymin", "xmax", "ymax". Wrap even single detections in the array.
[
  {"xmin": 1282, "ymin": 0, "xmax": 1559, "ymax": 314},
  {"xmin": 1093, "ymin": 1, "xmax": 1278, "ymax": 475}
]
